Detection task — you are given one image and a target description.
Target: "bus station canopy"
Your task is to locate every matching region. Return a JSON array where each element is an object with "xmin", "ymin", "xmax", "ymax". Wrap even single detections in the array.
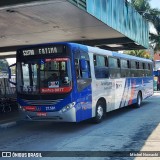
[{"xmin": 0, "ymin": 0, "xmax": 148, "ymax": 58}]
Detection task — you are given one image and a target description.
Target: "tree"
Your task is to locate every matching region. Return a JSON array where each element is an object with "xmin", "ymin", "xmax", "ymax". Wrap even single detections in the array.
[
  {"xmin": 130, "ymin": 0, "xmax": 150, "ymax": 14},
  {"xmin": 149, "ymin": 15, "xmax": 160, "ymax": 51},
  {"xmin": 130, "ymin": 0, "xmax": 160, "ymax": 51},
  {"xmin": 124, "ymin": 49, "xmax": 150, "ymax": 59}
]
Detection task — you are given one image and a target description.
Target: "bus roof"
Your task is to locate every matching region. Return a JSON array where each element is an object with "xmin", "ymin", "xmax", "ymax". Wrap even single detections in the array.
[
  {"xmin": 86, "ymin": 45, "xmax": 152, "ymax": 63},
  {"xmin": 68, "ymin": 43, "xmax": 152, "ymax": 63}
]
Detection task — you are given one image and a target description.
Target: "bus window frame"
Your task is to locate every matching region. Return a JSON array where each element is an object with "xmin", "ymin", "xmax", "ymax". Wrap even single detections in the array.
[{"xmin": 93, "ymin": 54, "xmax": 109, "ymax": 79}]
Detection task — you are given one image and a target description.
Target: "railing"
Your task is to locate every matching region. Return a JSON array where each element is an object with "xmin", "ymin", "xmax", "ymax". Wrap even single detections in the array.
[
  {"xmin": 0, "ymin": 77, "xmax": 16, "ymax": 98},
  {"xmin": 0, "ymin": 78, "xmax": 17, "ymax": 113}
]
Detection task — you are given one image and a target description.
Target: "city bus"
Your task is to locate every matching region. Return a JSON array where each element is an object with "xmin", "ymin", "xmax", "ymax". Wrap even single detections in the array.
[{"xmin": 11, "ymin": 42, "xmax": 153, "ymax": 123}]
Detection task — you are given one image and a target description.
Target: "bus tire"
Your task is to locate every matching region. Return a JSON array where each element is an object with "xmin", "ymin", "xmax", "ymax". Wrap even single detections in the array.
[
  {"xmin": 93, "ymin": 101, "xmax": 105, "ymax": 123},
  {"xmin": 134, "ymin": 92, "xmax": 142, "ymax": 108}
]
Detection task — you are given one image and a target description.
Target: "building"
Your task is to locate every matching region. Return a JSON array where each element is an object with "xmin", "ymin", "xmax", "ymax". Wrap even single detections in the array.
[{"xmin": 154, "ymin": 52, "xmax": 160, "ymax": 61}]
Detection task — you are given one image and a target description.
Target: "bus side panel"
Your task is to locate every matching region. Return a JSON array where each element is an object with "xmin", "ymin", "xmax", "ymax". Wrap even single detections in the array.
[
  {"xmin": 71, "ymin": 44, "xmax": 92, "ymax": 122},
  {"xmin": 126, "ymin": 78, "xmax": 141, "ymax": 106},
  {"xmin": 114, "ymin": 78, "xmax": 126, "ymax": 109},
  {"xmin": 75, "ymin": 85, "xmax": 92, "ymax": 122},
  {"xmin": 92, "ymin": 79, "xmax": 116, "ymax": 115},
  {"xmin": 92, "ymin": 78, "xmax": 134, "ymax": 112},
  {"xmin": 120, "ymin": 77, "xmax": 153, "ymax": 107},
  {"xmin": 114, "ymin": 78, "xmax": 137, "ymax": 109},
  {"xmin": 91, "ymin": 76, "xmax": 153, "ymax": 115}
]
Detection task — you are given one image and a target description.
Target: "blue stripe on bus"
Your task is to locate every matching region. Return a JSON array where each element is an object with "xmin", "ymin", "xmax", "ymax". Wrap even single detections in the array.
[
  {"xmin": 75, "ymin": 85, "xmax": 92, "ymax": 122},
  {"xmin": 119, "ymin": 77, "xmax": 153, "ymax": 108}
]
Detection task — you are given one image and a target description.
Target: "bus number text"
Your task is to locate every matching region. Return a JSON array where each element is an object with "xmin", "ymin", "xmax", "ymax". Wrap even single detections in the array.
[{"xmin": 23, "ymin": 50, "xmax": 34, "ymax": 56}]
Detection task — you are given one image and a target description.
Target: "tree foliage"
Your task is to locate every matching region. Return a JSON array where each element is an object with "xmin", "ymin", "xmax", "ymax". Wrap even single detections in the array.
[
  {"xmin": 124, "ymin": 49, "xmax": 150, "ymax": 59},
  {"xmin": 130, "ymin": 0, "xmax": 160, "ymax": 51}
]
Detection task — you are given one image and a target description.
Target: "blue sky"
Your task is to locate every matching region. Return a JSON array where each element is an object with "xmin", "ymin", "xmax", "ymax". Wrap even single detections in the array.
[{"xmin": 150, "ymin": 0, "xmax": 160, "ymax": 9}]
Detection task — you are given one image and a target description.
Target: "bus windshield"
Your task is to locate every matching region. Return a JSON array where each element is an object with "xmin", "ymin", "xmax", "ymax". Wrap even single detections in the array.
[{"xmin": 17, "ymin": 58, "xmax": 72, "ymax": 94}]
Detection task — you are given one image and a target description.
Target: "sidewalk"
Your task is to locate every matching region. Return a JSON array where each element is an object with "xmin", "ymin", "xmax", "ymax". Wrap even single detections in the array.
[
  {"xmin": 0, "ymin": 110, "xmax": 21, "ymax": 129},
  {"xmin": 153, "ymin": 91, "xmax": 160, "ymax": 95},
  {"xmin": 135, "ymin": 124, "xmax": 160, "ymax": 160}
]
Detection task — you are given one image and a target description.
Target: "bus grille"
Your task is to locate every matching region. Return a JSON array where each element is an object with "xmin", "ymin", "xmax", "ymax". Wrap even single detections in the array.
[{"xmin": 21, "ymin": 99, "xmax": 63, "ymax": 106}]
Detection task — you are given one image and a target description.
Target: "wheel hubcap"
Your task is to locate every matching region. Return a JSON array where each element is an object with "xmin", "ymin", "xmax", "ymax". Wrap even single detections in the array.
[
  {"xmin": 138, "ymin": 95, "xmax": 141, "ymax": 105},
  {"xmin": 97, "ymin": 106, "xmax": 103, "ymax": 119}
]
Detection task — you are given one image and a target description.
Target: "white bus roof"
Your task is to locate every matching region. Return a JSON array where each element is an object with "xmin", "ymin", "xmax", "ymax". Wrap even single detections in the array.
[{"xmin": 87, "ymin": 46, "xmax": 152, "ymax": 63}]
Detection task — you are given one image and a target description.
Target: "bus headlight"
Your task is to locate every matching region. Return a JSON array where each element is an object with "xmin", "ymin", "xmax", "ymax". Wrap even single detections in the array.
[
  {"xmin": 19, "ymin": 105, "xmax": 22, "ymax": 110},
  {"xmin": 18, "ymin": 105, "xmax": 26, "ymax": 112},
  {"xmin": 60, "ymin": 102, "xmax": 76, "ymax": 113}
]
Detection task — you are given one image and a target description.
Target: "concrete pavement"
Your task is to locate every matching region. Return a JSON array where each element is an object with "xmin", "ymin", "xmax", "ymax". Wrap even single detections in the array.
[
  {"xmin": 0, "ymin": 110, "xmax": 20, "ymax": 129},
  {"xmin": 0, "ymin": 92, "xmax": 160, "ymax": 160}
]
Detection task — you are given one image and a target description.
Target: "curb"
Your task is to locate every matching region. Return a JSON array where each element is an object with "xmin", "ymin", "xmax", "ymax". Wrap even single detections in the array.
[
  {"xmin": 154, "ymin": 93, "xmax": 160, "ymax": 95},
  {"xmin": 0, "ymin": 121, "xmax": 17, "ymax": 129},
  {"xmin": 0, "ymin": 118, "xmax": 25, "ymax": 129}
]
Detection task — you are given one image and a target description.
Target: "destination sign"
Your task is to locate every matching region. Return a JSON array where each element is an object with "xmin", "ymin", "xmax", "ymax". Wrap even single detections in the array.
[{"xmin": 21, "ymin": 45, "xmax": 65, "ymax": 56}]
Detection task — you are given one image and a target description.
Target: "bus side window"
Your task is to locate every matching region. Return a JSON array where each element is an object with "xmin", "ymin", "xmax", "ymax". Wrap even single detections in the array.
[
  {"xmin": 121, "ymin": 59, "xmax": 128, "ymax": 77},
  {"xmin": 94, "ymin": 55, "xmax": 109, "ymax": 79},
  {"xmin": 109, "ymin": 57, "xmax": 121, "ymax": 78},
  {"xmin": 75, "ymin": 58, "xmax": 91, "ymax": 79},
  {"xmin": 148, "ymin": 63, "xmax": 152, "ymax": 76},
  {"xmin": 149, "ymin": 63, "xmax": 151, "ymax": 76},
  {"xmin": 117, "ymin": 59, "xmax": 120, "ymax": 68},
  {"xmin": 80, "ymin": 59, "xmax": 91, "ymax": 79},
  {"xmin": 75, "ymin": 59, "xmax": 81, "ymax": 79},
  {"xmin": 135, "ymin": 61, "xmax": 139, "ymax": 77},
  {"xmin": 148, "ymin": 63, "xmax": 151, "ymax": 70},
  {"xmin": 131, "ymin": 61, "xmax": 136, "ymax": 77}
]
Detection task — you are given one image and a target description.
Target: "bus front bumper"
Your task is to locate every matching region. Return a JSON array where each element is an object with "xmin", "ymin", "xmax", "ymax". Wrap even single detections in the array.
[{"xmin": 19, "ymin": 107, "xmax": 76, "ymax": 122}]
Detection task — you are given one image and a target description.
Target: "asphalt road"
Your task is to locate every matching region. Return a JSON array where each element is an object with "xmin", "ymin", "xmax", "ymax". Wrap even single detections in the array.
[{"xmin": 0, "ymin": 94, "xmax": 160, "ymax": 160}]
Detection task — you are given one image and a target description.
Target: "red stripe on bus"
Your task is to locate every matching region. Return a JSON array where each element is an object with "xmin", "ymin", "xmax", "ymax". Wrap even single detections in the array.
[{"xmin": 40, "ymin": 87, "xmax": 72, "ymax": 93}]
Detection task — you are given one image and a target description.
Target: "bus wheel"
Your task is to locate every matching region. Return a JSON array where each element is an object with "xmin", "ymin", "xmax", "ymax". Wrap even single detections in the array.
[
  {"xmin": 93, "ymin": 102, "xmax": 104, "ymax": 123},
  {"xmin": 134, "ymin": 92, "xmax": 142, "ymax": 108}
]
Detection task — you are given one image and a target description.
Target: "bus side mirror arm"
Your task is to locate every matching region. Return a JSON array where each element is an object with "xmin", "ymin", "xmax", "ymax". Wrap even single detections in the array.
[{"xmin": 8, "ymin": 63, "xmax": 17, "ymax": 86}]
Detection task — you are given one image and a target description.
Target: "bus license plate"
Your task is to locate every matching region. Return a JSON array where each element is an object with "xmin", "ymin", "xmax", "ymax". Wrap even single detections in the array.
[{"xmin": 37, "ymin": 112, "xmax": 47, "ymax": 117}]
